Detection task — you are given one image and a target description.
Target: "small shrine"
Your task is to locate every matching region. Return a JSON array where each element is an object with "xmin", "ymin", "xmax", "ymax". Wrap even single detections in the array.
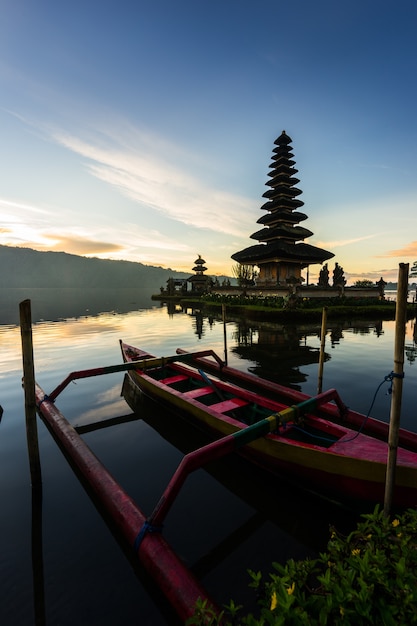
[
  {"xmin": 232, "ymin": 131, "xmax": 334, "ymax": 287},
  {"xmin": 188, "ymin": 255, "xmax": 210, "ymax": 293}
]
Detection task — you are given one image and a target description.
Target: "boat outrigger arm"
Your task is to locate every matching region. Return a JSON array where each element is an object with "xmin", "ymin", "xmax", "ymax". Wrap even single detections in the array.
[
  {"xmin": 145, "ymin": 389, "xmax": 344, "ymax": 532},
  {"xmin": 45, "ymin": 349, "xmax": 225, "ymax": 403}
]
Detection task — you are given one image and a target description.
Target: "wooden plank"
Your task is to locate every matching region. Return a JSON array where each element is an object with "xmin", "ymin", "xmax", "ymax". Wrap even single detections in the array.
[
  {"xmin": 185, "ymin": 386, "xmax": 214, "ymax": 398},
  {"xmin": 210, "ymin": 398, "xmax": 248, "ymax": 413},
  {"xmin": 160, "ymin": 374, "xmax": 188, "ymax": 385}
]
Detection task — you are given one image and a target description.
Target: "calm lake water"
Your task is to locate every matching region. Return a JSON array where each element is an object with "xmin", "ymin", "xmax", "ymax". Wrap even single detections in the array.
[{"xmin": 1, "ymin": 288, "xmax": 416, "ymax": 625}]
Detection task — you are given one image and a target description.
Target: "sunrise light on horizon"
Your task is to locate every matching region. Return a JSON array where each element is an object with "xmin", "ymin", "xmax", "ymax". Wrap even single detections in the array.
[{"xmin": 1, "ymin": 1, "xmax": 417, "ymax": 284}]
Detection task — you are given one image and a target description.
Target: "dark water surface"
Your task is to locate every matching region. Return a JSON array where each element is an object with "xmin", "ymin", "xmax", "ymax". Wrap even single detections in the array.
[{"xmin": 1, "ymin": 288, "xmax": 416, "ymax": 625}]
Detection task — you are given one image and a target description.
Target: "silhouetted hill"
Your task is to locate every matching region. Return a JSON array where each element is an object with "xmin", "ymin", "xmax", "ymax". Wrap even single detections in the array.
[{"xmin": 0, "ymin": 245, "xmax": 190, "ymax": 288}]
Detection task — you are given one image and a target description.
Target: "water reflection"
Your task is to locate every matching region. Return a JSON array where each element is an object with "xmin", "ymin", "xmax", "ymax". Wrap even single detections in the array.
[
  {"xmin": 31, "ymin": 486, "xmax": 45, "ymax": 626},
  {"xmin": 224, "ymin": 318, "xmax": 387, "ymax": 390},
  {"xmin": 231, "ymin": 321, "xmax": 324, "ymax": 389},
  {"xmin": 131, "ymin": 298, "xmax": 416, "ymax": 390},
  {"xmin": 2, "ymin": 291, "xmax": 416, "ymax": 625},
  {"xmin": 0, "ymin": 288, "xmax": 156, "ymax": 325},
  {"xmin": 166, "ymin": 302, "xmax": 216, "ymax": 339},
  {"xmin": 405, "ymin": 319, "xmax": 417, "ymax": 364}
]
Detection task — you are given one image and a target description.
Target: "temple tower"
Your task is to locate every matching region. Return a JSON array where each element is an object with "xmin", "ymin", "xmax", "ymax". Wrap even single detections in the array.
[
  {"xmin": 232, "ymin": 131, "xmax": 334, "ymax": 286},
  {"xmin": 188, "ymin": 255, "xmax": 210, "ymax": 293}
]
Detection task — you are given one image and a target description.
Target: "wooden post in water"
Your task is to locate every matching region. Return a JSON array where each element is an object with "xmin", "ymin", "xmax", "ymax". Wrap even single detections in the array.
[
  {"xmin": 222, "ymin": 303, "xmax": 228, "ymax": 365},
  {"xmin": 384, "ymin": 263, "xmax": 409, "ymax": 516},
  {"xmin": 317, "ymin": 307, "xmax": 327, "ymax": 394},
  {"xmin": 20, "ymin": 299, "xmax": 42, "ymax": 487}
]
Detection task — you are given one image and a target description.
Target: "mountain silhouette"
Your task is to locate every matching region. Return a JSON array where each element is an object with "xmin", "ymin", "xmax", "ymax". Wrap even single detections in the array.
[{"xmin": 0, "ymin": 245, "xmax": 189, "ymax": 288}]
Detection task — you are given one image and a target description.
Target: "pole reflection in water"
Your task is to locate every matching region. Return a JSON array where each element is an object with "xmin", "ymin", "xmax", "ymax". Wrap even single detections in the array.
[{"xmin": 31, "ymin": 485, "xmax": 45, "ymax": 626}]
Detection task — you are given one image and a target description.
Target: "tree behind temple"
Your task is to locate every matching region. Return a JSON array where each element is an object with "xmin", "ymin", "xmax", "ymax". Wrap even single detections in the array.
[{"xmin": 232, "ymin": 263, "xmax": 257, "ymax": 287}]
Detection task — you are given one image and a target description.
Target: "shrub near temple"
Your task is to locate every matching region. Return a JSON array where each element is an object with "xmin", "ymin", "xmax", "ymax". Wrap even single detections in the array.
[{"xmin": 187, "ymin": 506, "xmax": 417, "ymax": 625}]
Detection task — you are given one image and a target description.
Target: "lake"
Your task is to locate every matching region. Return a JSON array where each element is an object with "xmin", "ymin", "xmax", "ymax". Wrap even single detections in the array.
[{"xmin": 1, "ymin": 288, "xmax": 416, "ymax": 625}]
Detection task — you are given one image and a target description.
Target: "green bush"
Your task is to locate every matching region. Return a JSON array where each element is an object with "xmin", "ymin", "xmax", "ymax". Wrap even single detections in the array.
[{"xmin": 187, "ymin": 506, "xmax": 417, "ymax": 625}]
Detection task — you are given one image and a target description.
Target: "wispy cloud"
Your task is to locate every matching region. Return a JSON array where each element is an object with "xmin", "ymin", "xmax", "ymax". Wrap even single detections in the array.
[
  {"xmin": 40, "ymin": 228, "xmax": 191, "ymax": 257},
  {"xmin": 378, "ymin": 241, "xmax": 417, "ymax": 258},
  {"xmin": 346, "ymin": 268, "xmax": 396, "ymax": 280},
  {"xmin": 39, "ymin": 235, "xmax": 124, "ymax": 255},
  {"xmin": 0, "ymin": 197, "xmax": 49, "ymax": 215},
  {"xmin": 357, "ymin": 161, "xmax": 408, "ymax": 173},
  {"xmin": 6, "ymin": 110, "xmax": 256, "ymax": 240},
  {"xmin": 314, "ymin": 234, "xmax": 377, "ymax": 249},
  {"xmin": 49, "ymin": 125, "xmax": 254, "ymax": 237},
  {"xmin": 0, "ymin": 194, "xmax": 194, "ymax": 260}
]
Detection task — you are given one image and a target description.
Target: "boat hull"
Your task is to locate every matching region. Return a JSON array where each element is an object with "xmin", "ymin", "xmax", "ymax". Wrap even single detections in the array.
[{"xmin": 121, "ymin": 342, "xmax": 417, "ymax": 508}]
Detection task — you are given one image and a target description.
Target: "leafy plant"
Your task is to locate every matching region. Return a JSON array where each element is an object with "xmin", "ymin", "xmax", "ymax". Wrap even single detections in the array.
[{"xmin": 187, "ymin": 506, "xmax": 417, "ymax": 625}]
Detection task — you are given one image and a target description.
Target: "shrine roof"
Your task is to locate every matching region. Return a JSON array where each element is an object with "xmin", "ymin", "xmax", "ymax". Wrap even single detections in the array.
[
  {"xmin": 232, "ymin": 241, "xmax": 334, "ymax": 265},
  {"xmin": 250, "ymin": 225, "xmax": 313, "ymax": 241},
  {"xmin": 257, "ymin": 211, "xmax": 308, "ymax": 225}
]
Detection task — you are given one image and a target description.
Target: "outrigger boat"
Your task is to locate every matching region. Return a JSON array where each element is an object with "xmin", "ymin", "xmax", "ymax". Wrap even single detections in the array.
[{"xmin": 120, "ymin": 340, "xmax": 417, "ymax": 508}]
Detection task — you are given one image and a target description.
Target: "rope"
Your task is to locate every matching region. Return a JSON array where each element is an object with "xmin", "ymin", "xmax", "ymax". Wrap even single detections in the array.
[
  {"xmin": 292, "ymin": 371, "xmax": 405, "ymax": 446},
  {"xmin": 133, "ymin": 520, "xmax": 163, "ymax": 552},
  {"xmin": 292, "ymin": 424, "xmax": 338, "ymax": 445},
  {"xmin": 36, "ymin": 394, "xmax": 54, "ymax": 409},
  {"xmin": 384, "ymin": 370, "xmax": 405, "ymax": 395}
]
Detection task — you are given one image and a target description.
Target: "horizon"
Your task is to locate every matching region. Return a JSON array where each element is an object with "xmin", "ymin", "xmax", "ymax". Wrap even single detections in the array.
[
  {"xmin": 4, "ymin": 243, "xmax": 416, "ymax": 286},
  {"xmin": 1, "ymin": 2, "xmax": 417, "ymax": 283}
]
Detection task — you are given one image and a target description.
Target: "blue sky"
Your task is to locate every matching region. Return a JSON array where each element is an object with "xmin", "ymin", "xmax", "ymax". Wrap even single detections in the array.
[{"xmin": 1, "ymin": 0, "xmax": 416, "ymax": 283}]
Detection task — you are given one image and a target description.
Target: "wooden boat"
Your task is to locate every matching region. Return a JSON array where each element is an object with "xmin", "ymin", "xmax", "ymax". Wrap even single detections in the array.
[{"xmin": 120, "ymin": 340, "xmax": 417, "ymax": 508}]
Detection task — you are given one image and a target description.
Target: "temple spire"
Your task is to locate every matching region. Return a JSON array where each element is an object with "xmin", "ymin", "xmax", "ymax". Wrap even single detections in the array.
[{"xmin": 232, "ymin": 131, "xmax": 334, "ymax": 286}]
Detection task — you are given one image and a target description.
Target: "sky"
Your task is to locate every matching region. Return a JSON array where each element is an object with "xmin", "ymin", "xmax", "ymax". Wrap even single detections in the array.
[{"xmin": 1, "ymin": 0, "xmax": 417, "ymax": 284}]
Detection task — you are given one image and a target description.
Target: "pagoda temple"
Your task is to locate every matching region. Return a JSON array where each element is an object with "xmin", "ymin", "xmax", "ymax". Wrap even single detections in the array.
[
  {"xmin": 188, "ymin": 255, "xmax": 210, "ymax": 292},
  {"xmin": 232, "ymin": 131, "xmax": 334, "ymax": 287}
]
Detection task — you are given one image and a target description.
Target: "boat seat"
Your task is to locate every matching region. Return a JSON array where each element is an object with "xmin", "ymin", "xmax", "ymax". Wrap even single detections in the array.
[
  {"xmin": 210, "ymin": 398, "xmax": 248, "ymax": 413},
  {"xmin": 185, "ymin": 386, "xmax": 214, "ymax": 398},
  {"xmin": 160, "ymin": 374, "xmax": 189, "ymax": 385}
]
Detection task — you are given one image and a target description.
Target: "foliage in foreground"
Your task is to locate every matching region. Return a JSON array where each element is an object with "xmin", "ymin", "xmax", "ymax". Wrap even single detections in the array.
[{"xmin": 186, "ymin": 506, "xmax": 417, "ymax": 625}]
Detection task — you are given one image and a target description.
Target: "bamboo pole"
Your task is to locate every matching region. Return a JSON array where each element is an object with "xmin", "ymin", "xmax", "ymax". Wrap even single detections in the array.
[
  {"xmin": 222, "ymin": 303, "xmax": 228, "ymax": 365},
  {"xmin": 317, "ymin": 307, "xmax": 327, "ymax": 394},
  {"xmin": 383, "ymin": 263, "xmax": 409, "ymax": 516},
  {"xmin": 20, "ymin": 299, "xmax": 42, "ymax": 487}
]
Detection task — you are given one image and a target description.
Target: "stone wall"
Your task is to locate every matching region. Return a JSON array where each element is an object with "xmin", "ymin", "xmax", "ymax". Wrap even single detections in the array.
[{"xmin": 210, "ymin": 285, "xmax": 383, "ymax": 299}]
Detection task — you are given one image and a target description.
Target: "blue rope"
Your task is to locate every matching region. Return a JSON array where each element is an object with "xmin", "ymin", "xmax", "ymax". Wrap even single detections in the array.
[
  {"xmin": 133, "ymin": 520, "xmax": 163, "ymax": 552},
  {"xmin": 292, "ymin": 424, "xmax": 338, "ymax": 444},
  {"xmin": 337, "ymin": 372, "xmax": 397, "ymax": 443},
  {"xmin": 292, "ymin": 371, "xmax": 405, "ymax": 446},
  {"xmin": 384, "ymin": 370, "xmax": 405, "ymax": 395},
  {"xmin": 36, "ymin": 394, "xmax": 54, "ymax": 409}
]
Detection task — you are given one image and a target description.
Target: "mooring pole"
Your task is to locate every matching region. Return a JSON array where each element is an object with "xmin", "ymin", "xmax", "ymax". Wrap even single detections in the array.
[
  {"xmin": 222, "ymin": 303, "xmax": 228, "ymax": 365},
  {"xmin": 20, "ymin": 299, "xmax": 42, "ymax": 487},
  {"xmin": 317, "ymin": 307, "xmax": 327, "ymax": 394},
  {"xmin": 384, "ymin": 263, "xmax": 409, "ymax": 516}
]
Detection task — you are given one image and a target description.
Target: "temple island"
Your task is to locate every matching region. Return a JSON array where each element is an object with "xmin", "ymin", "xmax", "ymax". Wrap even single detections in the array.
[
  {"xmin": 156, "ymin": 131, "xmax": 387, "ymax": 303},
  {"xmin": 222, "ymin": 130, "xmax": 384, "ymax": 300}
]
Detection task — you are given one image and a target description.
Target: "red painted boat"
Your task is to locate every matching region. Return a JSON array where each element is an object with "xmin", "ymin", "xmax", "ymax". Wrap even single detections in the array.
[{"xmin": 120, "ymin": 340, "xmax": 417, "ymax": 508}]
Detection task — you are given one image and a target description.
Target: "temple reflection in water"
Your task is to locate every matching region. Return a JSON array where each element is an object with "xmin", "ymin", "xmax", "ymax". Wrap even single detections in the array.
[{"xmin": 163, "ymin": 302, "xmax": 394, "ymax": 390}]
